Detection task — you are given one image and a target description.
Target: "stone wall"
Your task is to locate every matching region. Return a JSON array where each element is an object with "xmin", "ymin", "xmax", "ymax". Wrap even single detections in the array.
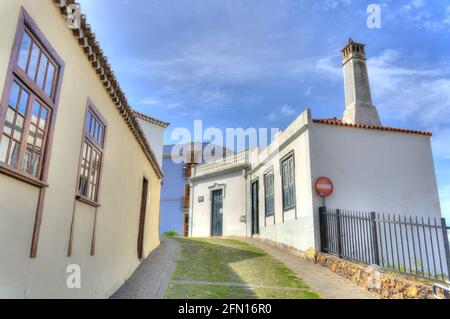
[{"xmin": 314, "ymin": 253, "xmax": 434, "ymax": 299}]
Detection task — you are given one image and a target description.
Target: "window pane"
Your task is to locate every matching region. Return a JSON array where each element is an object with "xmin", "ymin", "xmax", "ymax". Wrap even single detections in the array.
[
  {"xmin": 80, "ymin": 158, "xmax": 86, "ymax": 175},
  {"xmin": 17, "ymin": 88, "xmax": 29, "ymax": 115},
  {"xmin": 0, "ymin": 136, "xmax": 10, "ymax": 163},
  {"xmin": 13, "ymin": 115, "xmax": 25, "ymax": 141},
  {"xmin": 89, "ymin": 114, "xmax": 94, "ymax": 135},
  {"xmin": 4, "ymin": 108, "xmax": 15, "ymax": 136},
  {"xmin": 31, "ymin": 154, "xmax": 39, "ymax": 177},
  {"xmin": 95, "ymin": 124, "xmax": 100, "ymax": 142},
  {"xmin": 27, "ymin": 125, "xmax": 36, "ymax": 147},
  {"xmin": 44, "ymin": 63, "xmax": 55, "ymax": 97},
  {"xmin": 92, "ymin": 185, "xmax": 97, "ymax": 201},
  {"xmin": 36, "ymin": 53, "xmax": 48, "ymax": 89},
  {"xmin": 97, "ymin": 125, "xmax": 103, "ymax": 145},
  {"xmin": 36, "ymin": 129, "xmax": 44, "ymax": 151},
  {"xmin": 8, "ymin": 82, "xmax": 20, "ymax": 108},
  {"xmin": 17, "ymin": 32, "xmax": 31, "ymax": 70},
  {"xmin": 9, "ymin": 141, "xmax": 20, "ymax": 167},
  {"xmin": 39, "ymin": 107, "xmax": 47, "ymax": 130},
  {"xmin": 85, "ymin": 112, "xmax": 91, "ymax": 134},
  {"xmin": 91, "ymin": 119, "xmax": 97, "ymax": 138},
  {"xmin": 22, "ymin": 150, "xmax": 32, "ymax": 172},
  {"xmin": 82, "ymin": 142, "xmax": 88, "ymax": 160},
  {"xmin": 27, "ymin": 43, "xmax": 40, "ymax": 80},
  {"xmin": 32, "ymin": 101, "xmax": 40, "ymax": 125},
  {"xmin": 78, "ymin": 178, "xmax": 87, "ymax": 196},
  {"xmin": 86, "ymin": 144, "xmax": 92, "ymax": 164}
]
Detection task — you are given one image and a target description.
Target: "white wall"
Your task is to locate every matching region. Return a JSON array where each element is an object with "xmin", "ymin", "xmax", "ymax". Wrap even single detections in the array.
[
  {"xmin": 138, "ymin": 119, "xmax": 165, "ymax": 168},
  {"xmin": 247, "ymin": 110, "xmax": 316, "ymax": 252},
  {"xmin": 0, "ymin": 1, "xmax": 162, "ymax": 299},
  {"xmin": 309, "ymin": 123, "xmax": 443, "ymax": 271},
  {"xmin": 309, "ymin": 123, "xmax": 441, "ymax": 218},
  {"xmin": 190, "ymin": 169, "xmax": 247, "ymax": 237}
]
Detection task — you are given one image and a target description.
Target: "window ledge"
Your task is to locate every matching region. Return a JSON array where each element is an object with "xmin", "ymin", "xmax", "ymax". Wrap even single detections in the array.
[
  {"xmin": 76, "ymin": 195, "xmax": 101, "ymax": 208},
  {"xmin": 265, "ymin": 213, "xmax": 275, "ymax": 218},
  {"xmin": 0, "ymin": 164, "xmax": 48, "ymax": 188},
  {"xmin": 283, "ymin": 206, "xmax": 296, "ymax": 213}
]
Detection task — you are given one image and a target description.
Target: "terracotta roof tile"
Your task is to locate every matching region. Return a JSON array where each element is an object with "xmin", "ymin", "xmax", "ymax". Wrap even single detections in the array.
[
  {"xmin": 133, "ymin": 111, "xmax": 170, "ymax": 128},
  {"xmin": 313, "ymin": 118, "xmax": 432, "ymax": 136}
]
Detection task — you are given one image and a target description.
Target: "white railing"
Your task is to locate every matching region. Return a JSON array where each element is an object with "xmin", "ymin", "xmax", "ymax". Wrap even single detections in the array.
[{"xmin": 193, "ymin": 150, "xmax": 249, "ymax": 177}]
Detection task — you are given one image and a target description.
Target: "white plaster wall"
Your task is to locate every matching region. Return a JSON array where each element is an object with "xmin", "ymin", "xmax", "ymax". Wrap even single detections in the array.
[
  {"xmin": 0, "ymin": 1, "xmax": 162, "ymax": 299},
  {"xmin": 309, "ymin": 123, "xmax": 441, "ymax": 218},
  {"xmin": 137, "ymin": 119, "xmax": 165, "ymax": 167},
  {"xmin": 309, "ymin": 123, "xmax": 443, "ymax": 270},
  {"xmin": 190, "ymin": 169, "xmax": 247, "ymax": 237},
  {"xmin": 247, "ymin": 110, "xmax": 316, "ymax": 252}
]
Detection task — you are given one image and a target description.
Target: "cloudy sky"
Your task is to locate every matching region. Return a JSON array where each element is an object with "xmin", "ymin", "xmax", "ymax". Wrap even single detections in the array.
[{"xmin": 77, "ymin": 0, "xmax": 450, "ymax": 219}]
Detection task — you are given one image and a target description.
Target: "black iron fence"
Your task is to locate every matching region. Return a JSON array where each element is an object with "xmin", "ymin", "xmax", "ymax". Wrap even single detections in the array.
[{"xmin": 319, "ymin": 207, "xmax": 450, "ymax": 282}]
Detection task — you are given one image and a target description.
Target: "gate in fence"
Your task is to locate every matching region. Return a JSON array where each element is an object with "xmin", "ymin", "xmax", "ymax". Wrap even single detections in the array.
[{"xmin": 319, "ymin": 207, "xmax": 450, "ymax": 282}]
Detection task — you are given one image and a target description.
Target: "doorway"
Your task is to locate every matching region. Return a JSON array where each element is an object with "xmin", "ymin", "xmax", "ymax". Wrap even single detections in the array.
[
  {"xmin": 137, "ymin": 177, "xmax": 149, "ymax": 260},
  {"xmin": 211, "ymin": 189, "xmax": 223, "ymax": 237}
]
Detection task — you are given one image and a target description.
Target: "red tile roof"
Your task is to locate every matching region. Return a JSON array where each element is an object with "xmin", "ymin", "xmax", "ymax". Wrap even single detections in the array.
[
  {"xmin": 313, "ymin": 118, "xmax": 432, "ymax": 136},
  {"xmin": 133, "ymin": 111, "xmax": 170, "ymax": 128}
]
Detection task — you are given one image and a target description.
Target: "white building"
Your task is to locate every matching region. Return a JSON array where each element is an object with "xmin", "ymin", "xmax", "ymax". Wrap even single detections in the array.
[
  {"xmin": 189, "ymin": 39, "xmax": 442, "ymax": 257},
  {"xmin": 161, "ymin": 142, "xmax": 234, "ymax": 237},
  {"xmin": 134, "ymin": 111, "xmax": 170, "ymax": 167}
]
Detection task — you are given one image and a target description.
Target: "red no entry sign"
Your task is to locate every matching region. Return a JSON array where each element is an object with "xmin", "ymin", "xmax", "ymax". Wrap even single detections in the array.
[{"xmin": 315, "ymin": 177, "xmax": 333, "ymax": 197}]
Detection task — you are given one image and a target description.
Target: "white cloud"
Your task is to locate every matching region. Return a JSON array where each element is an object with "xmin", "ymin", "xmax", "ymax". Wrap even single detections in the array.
[
  {"xmin": 266, "ymin": 104, "xmax": 297, "ymax": 122},
  {"xmin": 367, "ymin": 51, "xmax": 450, "ymax": 126},
  {"xmin": 314, "ymin": 48, "xmax": 450, "ymax": 127},
  {"xmin": 281, "ymin": 104, "xmax": 296, "ymax": 116},
  {"xmin": 394, "ymin": 0, "xmax": 450, "ymax": 32},
  {"xmin": 138, "ymin": 98, "xmax": 160, "ymax": 106},
  {"xmin": 319, "ymin": 0, "xmax": 352, "ymax": 10}
]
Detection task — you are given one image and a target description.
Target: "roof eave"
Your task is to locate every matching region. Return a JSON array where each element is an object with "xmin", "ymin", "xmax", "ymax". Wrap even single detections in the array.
[{"xmin": 54, "ymin": 0, "xmax": 163, "ymax": 179}]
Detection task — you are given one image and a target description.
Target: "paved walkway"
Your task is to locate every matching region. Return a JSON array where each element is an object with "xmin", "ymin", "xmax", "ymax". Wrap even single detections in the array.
[
  {"xmin": 110, "ymin": 237, "xmax": 180, "ymax": 299},
  {"xmin": 239, "ymin": 238, "xmax": 377, "ymax": 299},
  {"xmin": 111, "ymin": 236, "xmax": 376, "ymax": 299}
]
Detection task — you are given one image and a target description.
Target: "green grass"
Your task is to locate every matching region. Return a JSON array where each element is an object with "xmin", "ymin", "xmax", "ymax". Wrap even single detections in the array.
[
  {"xmin": 164, "ymin": 238, "xmax": 320, "ymax": 299},
  {"xmin": 163, "ymin": 230, "xmax": 180, "ymax": 237}
]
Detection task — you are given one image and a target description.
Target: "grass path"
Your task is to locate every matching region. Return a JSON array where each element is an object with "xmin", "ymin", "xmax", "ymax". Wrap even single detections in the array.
[{"xmin": 164, "ymin": 238, "xmax": 320, "ymax": 299}]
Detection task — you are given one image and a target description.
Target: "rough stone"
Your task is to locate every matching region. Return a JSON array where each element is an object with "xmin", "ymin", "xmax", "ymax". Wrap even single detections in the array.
[{"xmin": 314, "ymin": 253, "xmax": 434, "ymax": 299}]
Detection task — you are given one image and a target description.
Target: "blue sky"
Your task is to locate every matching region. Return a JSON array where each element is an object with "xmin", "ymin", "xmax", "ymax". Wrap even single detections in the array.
[{"xmin": 77, "ymin": 0, "xmax": 450, "ymax": 219}]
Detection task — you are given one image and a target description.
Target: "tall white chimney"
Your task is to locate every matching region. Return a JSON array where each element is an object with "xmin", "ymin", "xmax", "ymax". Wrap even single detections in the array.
[{"xmin": 341, "ymin": 38, "xmax": 381, "ymax": 126}]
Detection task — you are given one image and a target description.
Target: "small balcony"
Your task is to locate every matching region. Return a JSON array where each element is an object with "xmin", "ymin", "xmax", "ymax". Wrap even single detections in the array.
[{"xmin": 191, "ymin": 150, "xmax": 250, "ymax": 179}]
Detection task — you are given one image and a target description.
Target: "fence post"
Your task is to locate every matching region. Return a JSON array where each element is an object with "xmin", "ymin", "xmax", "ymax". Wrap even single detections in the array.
[
  {"xmin": 441, "ymin": 218, "xmax": 450, "ymax": 280},
  {"xmin": 370, "ymin": 212, "xmax": 380, "ymax": 266},
  {"xmin": 336, "ymin": 209, "xmax": 342, "ymax": 258},
  {"xmin": 319, "ymin": 207, "xmax": 326, "ymax": 252}
]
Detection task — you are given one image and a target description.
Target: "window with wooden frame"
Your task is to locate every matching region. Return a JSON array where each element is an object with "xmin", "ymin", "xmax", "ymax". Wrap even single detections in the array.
[
  {"xmin": 281, "ymin": 153, "xmax": 296, "ymax": 211},
  {"xmin": 76, "ymin": 102, "xmax": 107, "ymax": 205},
  {"xmin": 264, "ymin": 170, "xmax": 275, "ymax": 217},
  {"xmin": 0, "ymin": 10, "xmax": 64, "ymax": 185}
]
